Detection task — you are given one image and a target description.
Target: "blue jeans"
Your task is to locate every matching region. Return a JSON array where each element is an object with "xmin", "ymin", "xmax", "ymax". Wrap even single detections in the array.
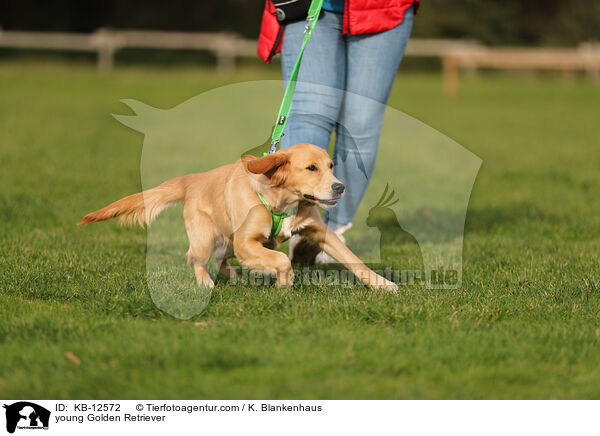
[{"xmin": 281, "ymin": 8, "xmax": 414, "ymax": 230}]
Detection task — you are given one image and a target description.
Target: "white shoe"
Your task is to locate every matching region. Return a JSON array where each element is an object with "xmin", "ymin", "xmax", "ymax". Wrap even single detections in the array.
[{"xmin": 316, "ymin": 222, "xmax": 352, "ymax": 264}]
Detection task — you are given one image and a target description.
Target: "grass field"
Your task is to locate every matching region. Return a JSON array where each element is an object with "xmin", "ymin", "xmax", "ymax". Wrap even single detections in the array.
[{"xmin": 1, "ymin": 60, "xmax": 599, "ymax": 399}]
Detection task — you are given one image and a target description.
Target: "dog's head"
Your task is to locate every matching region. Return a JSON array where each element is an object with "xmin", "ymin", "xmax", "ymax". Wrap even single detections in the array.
[{"xmin": 246, "ymin": 143, "xmax": 345, "ymax": 208}]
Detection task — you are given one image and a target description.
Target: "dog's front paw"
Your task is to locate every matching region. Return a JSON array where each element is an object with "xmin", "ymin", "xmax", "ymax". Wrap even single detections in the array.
[
  {"xmin": 197, "ymin": 278, "xmax": 215, "ymax": 289},
  {"xmin": 383, "ymin": 279, "xmax": 398, "ymax": 293},
  {"xmin": 372, "ymin": 278, "xmax": 398, "ymax": 293}
]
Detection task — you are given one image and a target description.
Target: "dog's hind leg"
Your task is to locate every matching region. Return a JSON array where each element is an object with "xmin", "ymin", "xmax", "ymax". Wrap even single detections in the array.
[
  {"xmin": 184, "ymin": 208, "xmax": 217, "ymax": 289},
  {"xmin": 219, "ymin": 259, "xmax": 237, "ymax": 280},
  {"xmin": 214, "ymin": 239, "xmax": 237, "ymax": 280}
]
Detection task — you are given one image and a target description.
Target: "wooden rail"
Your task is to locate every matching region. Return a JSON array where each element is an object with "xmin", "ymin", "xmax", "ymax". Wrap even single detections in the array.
[
  {"xmin": 442, "ymin": 45, "xmax": 600, "ymax": 98},
  {"xmin": 0, "ymin": 28, "xmax": 480, "ymax": 72},
  {"xmin": 2, "ymin": 28, "xmax": 598, "ymax": 98},
  {"xmin": 0, "ymin": 28, "xmax": 257, "ymax": 72}
]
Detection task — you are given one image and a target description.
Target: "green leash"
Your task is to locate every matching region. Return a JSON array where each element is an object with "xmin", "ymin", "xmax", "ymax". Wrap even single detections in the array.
[
  {"xmin": 257, "ymin": 192, "xmax": 296, "ymax": 239},
  {"xmin": 268, "ymin": 0, "xmax": 324, "ymax": 154},
  {"xmin": 255, "ymin": 0, "xmax": 323, "ymax": 238}
]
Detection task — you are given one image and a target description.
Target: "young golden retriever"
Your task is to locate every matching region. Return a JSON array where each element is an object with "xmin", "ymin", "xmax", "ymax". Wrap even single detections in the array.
[{"xmin": 80, "ymin": 143, "xmax": 397, "ymax": 291}]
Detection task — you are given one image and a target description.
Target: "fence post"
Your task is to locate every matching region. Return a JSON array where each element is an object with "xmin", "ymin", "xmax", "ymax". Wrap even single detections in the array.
[
  {"xmin": 92, "ymin": 28, "xmax": 116, "ymax": 73},
  {"xmin": 579, "ymin": 42, "xmax": 600, "ymax": 82},
  {"xmin": 213, "ymin": 35, "xmax": 239, "ymax": 73},
  {"xmin": 215, "ymin": 49, "xmax": 235, "ymax": 72},
  {"xmin": 442, "ymin": 53, "xmax": 460, "ymax": 99}
]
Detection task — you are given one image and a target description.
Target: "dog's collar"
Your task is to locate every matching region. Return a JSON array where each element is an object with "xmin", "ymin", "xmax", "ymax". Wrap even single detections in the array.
[{"xmin": 256, "ymin": 192, "xmax": 296, "ymax": 239}]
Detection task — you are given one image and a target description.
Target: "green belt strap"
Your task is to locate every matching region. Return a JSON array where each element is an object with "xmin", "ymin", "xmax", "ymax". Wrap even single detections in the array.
[
  {"xmin": 268, "ymin": 0, "xmax": 324, "ymax": 154},
  {"xmin": 257, "ymin": 192, "xmax": 296, "ymax": 239}
]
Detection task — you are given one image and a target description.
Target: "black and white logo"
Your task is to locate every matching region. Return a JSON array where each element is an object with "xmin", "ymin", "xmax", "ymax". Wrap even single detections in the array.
[{"xmin": 3, "ymin": 402, "xmax": 50, "ymax": 434}]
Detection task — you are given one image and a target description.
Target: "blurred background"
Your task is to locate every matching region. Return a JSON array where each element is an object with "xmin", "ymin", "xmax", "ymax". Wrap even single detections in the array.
[
  {"xmin": 2, "ymin": 0, "xmax": 599, "ymax": 43},
  {"xmin": 1, "ymin": 0, "xmax": 599, "ymax": 89}
]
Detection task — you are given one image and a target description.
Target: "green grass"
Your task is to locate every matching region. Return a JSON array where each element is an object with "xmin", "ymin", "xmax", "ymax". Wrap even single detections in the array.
[{"xmin": 1, "ymin": 60, "xmax": 599, "ymax": 399}]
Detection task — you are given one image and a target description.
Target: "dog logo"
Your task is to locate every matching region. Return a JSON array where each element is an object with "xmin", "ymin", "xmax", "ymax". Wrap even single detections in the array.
[
  {"xmin": 3, "ymin": 402, "xmax": 50, "ymax": 434},
  {"xmin": 109, "ymin": 80, "xmax": 480, "ymax": 318}
]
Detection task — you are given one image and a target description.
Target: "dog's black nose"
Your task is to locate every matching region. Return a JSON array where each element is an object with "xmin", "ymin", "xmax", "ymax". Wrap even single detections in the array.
[{"xmin": 332, "ymin": 183, "xmax": 345, "ymax": 195}]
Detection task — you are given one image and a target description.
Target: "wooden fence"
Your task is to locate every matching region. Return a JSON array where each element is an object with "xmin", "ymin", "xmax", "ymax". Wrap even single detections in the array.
[
  {"xmin": 0, "ymin": 28, "xmax": 481, "ymax": 72},
  {"xmin": 442, "ymin": 44, "xmax": 600, "ymax": 97},
  {"xmin": 1, "ymin": 28, "xmax": 599, "ymax": 97},
  {"xmin": 0, "ymin": 28, "xmax": 258, "ymax": 72}
]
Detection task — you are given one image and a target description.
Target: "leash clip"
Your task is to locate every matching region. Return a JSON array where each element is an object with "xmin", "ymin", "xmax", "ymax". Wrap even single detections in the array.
[
  {"xmin": 268, "ymin": 138, "xmax": 281, "ymax": 155},
  {"xmin": 304, "ymin": 16, "xmax": 315, "ymax": 34}
]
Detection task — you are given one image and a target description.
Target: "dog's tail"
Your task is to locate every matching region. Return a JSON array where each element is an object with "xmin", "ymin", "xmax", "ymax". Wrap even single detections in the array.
[{"xmin": 78, "ymin": 176, "xmax": 186, "ymax": 227}]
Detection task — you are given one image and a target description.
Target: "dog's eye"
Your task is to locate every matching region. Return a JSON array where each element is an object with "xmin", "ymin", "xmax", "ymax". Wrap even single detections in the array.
[
  {"xmin": 306, "ymin": 165, "xmax": 318, "ymax": 172},
  {"xmin": 329, "ymin": 162, "xmax": 334, "ymax": 169}
]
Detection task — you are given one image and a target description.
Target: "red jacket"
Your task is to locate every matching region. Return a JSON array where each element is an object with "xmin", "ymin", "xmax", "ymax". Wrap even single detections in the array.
[{"xmin": 257, "ymin": 0, "xmax": 419, "ymax": 63}]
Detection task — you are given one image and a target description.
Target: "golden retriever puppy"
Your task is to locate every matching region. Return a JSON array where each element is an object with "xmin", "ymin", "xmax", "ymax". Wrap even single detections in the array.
[{"xmin": 80, "ymin": 143, "xmax": 397, "ymax": 291}]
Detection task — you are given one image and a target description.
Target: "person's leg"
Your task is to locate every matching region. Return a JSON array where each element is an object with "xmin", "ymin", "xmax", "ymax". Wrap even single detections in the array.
[
  {"xmin": 280, "ymin": 11, "xmax": 346, "ymax": 150},
  {"xmin": 325, "ymin": 7, "xmax": 414, "ymax": 230}
]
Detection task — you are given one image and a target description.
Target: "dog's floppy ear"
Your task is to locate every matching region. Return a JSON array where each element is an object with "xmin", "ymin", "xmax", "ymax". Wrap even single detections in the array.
[{"xmin": 247, "ymin": 153, "xmax": 288, "ymax": 176}]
